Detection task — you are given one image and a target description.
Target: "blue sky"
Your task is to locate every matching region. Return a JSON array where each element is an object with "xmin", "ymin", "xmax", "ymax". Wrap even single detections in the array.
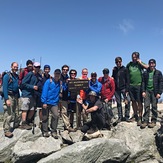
[{"xmin": 0, "ymin": 0, "xmax": 163, "ymax": 77}]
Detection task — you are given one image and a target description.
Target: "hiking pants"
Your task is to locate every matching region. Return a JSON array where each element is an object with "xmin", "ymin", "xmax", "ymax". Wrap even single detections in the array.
[
  {"xmin": 60, "ymin": 100, "xmax": 71, "ymax": 129},
  {"xmin": 81, "ymin": 111, "xmax": 104, "ymax": 133},
  {"xmin": 42, "ymin": 105, "xmax": 59, "ymax": 133},
  {"xmin": 114, "ymin": 89, "xmax": 130, "ymax": 119},
  {"xmin": 143, "ymin": 90, "xmax": 158, "ymax": 123},
  {"xmin": 3, "ymin": 95, "xmax": 20, "ymax": 133}
]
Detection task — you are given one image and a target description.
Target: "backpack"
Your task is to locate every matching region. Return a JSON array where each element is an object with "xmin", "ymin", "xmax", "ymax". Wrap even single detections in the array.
[
  {"xmin": 0, "ymin": 71, "xmax": 13, "ymax": 96},
  {"xmin": 102, "ymin": 102, "xmax": 114, "ymax": 129}
]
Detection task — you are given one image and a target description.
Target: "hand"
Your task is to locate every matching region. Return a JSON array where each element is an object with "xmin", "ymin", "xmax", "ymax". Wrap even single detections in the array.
[
  {"xmin": 6, "ymin": 100, "xmax": 11, "ymax": 107},
  {"xmin": 43, "ymin": 104, "xmax": 47, "ymax": 109},
  {"xmin": 76, "ymin": 98, "xmax": 83, "ymax": 104},
  {"xmin": 156, "ymin": 94, "xmax": 161, "ymax": 99},
  {"xmin": 137, "ymin": 58, "xmax": 142, "ymax": 64},
  {"xmin": 33, "ymin": 86, "xmax": 38, "ymax": 90},
  {"xmin": 104, "ymin": 99, "xmax": 109, "ymax": 103},
  {"xmin": 142, "ymin": 92, "xmax": 146, "ymax": 98}
]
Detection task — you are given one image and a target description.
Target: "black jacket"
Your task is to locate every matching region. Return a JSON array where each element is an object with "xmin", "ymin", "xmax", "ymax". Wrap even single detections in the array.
[
  {"xmin": 112, "ymin": 66, "xmax": 129, "ymax": 91},
  {"xmin": 142, "ymin": 68, "xmax": 163, "ymax": 96}
]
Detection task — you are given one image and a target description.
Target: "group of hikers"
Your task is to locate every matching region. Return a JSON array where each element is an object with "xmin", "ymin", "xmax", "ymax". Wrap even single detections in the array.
[{"xmin": 0, "ymin": 51, "xmax": 163, "ymax": 139}]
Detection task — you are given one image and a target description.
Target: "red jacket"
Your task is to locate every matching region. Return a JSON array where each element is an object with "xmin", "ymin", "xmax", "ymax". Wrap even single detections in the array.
[{"xmin": 98, "ymin": 76, "xmax": 115, "ymax": 101}]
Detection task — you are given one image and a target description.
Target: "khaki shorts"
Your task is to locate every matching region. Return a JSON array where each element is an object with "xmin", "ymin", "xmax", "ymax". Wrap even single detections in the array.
[{"xmin": 19, "ymin": 97, "xmax": 35, "ymax": 111}]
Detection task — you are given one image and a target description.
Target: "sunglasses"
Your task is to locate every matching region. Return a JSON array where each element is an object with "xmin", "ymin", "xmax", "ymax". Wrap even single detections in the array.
[
  {"xmin": 71, "ymin": 73, "xmax": 76, "ymax": 75},
  {"xmin": 116, "ymin": 61, "xmax": 121, "ymax": 64},
  {"xmin": 63, "ymin": 69, "xmax": 68, "ymax": 71},
  {"xmin": 91, "ymin": 75, "xmax": 96, "ymax": 78}
]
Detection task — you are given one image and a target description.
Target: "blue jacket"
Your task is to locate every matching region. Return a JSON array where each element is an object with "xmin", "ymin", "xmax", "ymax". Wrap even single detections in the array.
[
  {"xmin": 41, "ymin": 78, "xmax": 60, "ymax": 106},
  {"xmin": 87, "ymin": 79, "xmax": 102, "ymax": 96},
  {"xmin": 21, "ymin": 72, "xmax": 38, "ymax": 98},
  {"xmin": 3, "ymin": 72, "xmax": 19, "ymax": 100}
]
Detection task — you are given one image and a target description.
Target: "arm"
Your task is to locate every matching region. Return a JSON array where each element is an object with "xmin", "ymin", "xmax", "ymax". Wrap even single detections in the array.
[
  {"xmin": 41, "ymin": 79, "xmax": 49, "ymax": 104},
  {"xmin": 137, "ymin": 59, "xmax": 149, "ymax": 69},
  {"xmin": 3, "ymin": 74, "xmax": 9, "ymax": 100},
  {"xmin": 22, "ymin": 72, "xmax": 35, "ymax": 90}
]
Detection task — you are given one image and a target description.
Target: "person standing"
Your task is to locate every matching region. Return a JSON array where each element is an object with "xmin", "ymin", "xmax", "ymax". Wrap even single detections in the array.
[
  {"xmin": 112, "ymin": 57, "xmax": 130, "ymax": 122},
  {"xmin": 41, "ymin": 69, "xmax": 61, "ymax": 138},
  {"xmin": 67, "ymin": 69, "xmax": 78, "ymax": 128},
  {"xmin": 126, "ymin": 52, "xmax": 148, "ymax": 126},
  {"xmin": 59, "ymin": 65, "xmax": 76, "ymax": 132},
  {"xmin": 19, "ymin": 62, "xmax": 40, "ymax": 130},
  {"xmin": 98, "ymin": 68, "xmax": 115, "ymax": 105},
  {"xmin": 141, "ymin": 59, "xmax": 163, "ymax": 129},
  {"xmin": 3, "ymin": 62, "xmax": 20, "ymax": 138}
]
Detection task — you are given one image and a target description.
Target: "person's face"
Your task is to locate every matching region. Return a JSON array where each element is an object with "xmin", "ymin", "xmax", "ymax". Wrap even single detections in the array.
[
  {"xmin": 54, "ymin": 73, "xmax": 61, "ymax": 81},
  {"xmin": 27, "ymin": 64, "xmax": 33, "ymax": 71},
  {"xmin": 89, "ymin": 95, "xmax": 96, "ymax": 102},
  {"xmin": 115, "ymin": 60, "xmax": 122, "ymax": 68},
  {"xmin": 103, "ymin": 72, "xmax": 109, "ymax": 78},
  {"xmin": 62, "ymin": 67, "xmax": 69, "ymax": 75},
  {"xmin": 34, "ymin": 66, "xmax": 40, "ymax": 73},
  {"xmin": 132, "ymin": 54, "xmax": 138, "ymax": 63},
  {"xmin": 44, "ymin": 68, "xmax": 50, "ymax": 74},
  {"xmin": 149, "ymin": 62, "xmax": 156, "ymax": 70},
  {"xmin": 70, "ymin": 71, "xmax": 76, "ymax": 79},
  {"xmin": 12, "ymin": 63, "xmax": 18, "ymax": 73},
  {"xmin": 91, "ymin": 74, "xmax": 97, "ymax": 82}
]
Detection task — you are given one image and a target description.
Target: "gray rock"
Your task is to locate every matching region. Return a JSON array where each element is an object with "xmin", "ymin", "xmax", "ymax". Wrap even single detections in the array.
[
  {"xmin": 12, "ymin": 136, "xmax": 62, "ymax": 163},
  {"xmin": 38, "ymin": 138, "xmax": 131, "ymax": 163}
]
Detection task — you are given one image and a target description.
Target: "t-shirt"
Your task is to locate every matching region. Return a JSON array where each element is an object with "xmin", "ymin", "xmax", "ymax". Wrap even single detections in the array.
[
  {"xmin": 127, "ymin": 62, "xmax": 144, "ymax": 86},
  {"xmin": 147, "ymin": 70, "xmax": 154, "ymax": 91}
]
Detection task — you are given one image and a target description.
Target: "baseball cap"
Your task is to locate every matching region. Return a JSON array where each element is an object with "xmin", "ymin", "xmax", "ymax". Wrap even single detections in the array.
[
  {"xmin": 34, "ymin": 62, "xmax": 41, "ymax": 67},
  {"xmin": 44, "ymin": 64, "xmax": 51, "ymax": 70},
  {"xmin": 54, "ymin": 69, "xmax": 61, "ymax": 74},
  {"xmin": 88, "ymin": 91, "xmax": 97, "ymax": 97},
  {"xmin": 148, "ymin": 59, "xmax": 156, "ymax": 64}
]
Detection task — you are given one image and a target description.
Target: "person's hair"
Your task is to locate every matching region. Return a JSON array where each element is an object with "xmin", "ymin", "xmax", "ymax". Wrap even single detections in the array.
[
  {"xmin": 115, "ymin": 57, "xmax": 122, "ymax": 63},
  {"xmin": 69, "ymin": 69, "xmax": 77, "ymax": 76},
  {"xmin": 61, "ymin": 64, "xmax": 69, "ymax": 70},
  {"xmin": 11, "ymin": 62, "xmax": 17, "ymax": 67},
  {"xmin": 132, "ymin": 52, "xmax": 140, "ymax": 58},
  {"xmin": 26, "ymin": 60, "xmax": 33, "ymax": 66},
  {"xmin": 82, "ymin": 68, "xmax": 88, "ymax": 73}
]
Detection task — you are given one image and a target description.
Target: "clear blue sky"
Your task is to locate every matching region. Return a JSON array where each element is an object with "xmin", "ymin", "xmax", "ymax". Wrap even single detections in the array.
[{"xmin": 0, "ymin": 0, "xmax": 163, "ymax": 77}]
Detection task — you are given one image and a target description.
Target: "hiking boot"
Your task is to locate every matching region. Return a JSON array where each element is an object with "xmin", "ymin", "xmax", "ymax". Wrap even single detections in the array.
[
  {"xmin": 148, "ymin": 121, "xmax": 156, "ymax": 128},
  {"xmin": 68, "ymin": 127, "xmax": 77, "ymax": 132},
  {"xmin": 5, "ymin": 131, "xmax": 13, "ymax": 138},
  {"xmin": 51, "ymin": 132, "xmax": 58, "ymax": 139},
  {"xmin": 140, "ymin": 122, "xmax": 148, "ymax": 129},
  {"xmin": 19, "ymin": 122, "xmax": 32, "ymax": 130},
  {"xmin": 127, "ymin": 115, "xmax": 138, "ymax": 122},
  {"xmin": 42, "ymin": 132, "xmax": 50, "ymax": 137},
  {"xmin": 137, "ymin": 117, "xmax": 142, "ymax": 126},
  {"xmin": 87, "ymin": 128, "xmax": 98, "ymax": 134},
  {"xmin": 117, "ymin": 117, "xmax": 122, "ymax": 123}
]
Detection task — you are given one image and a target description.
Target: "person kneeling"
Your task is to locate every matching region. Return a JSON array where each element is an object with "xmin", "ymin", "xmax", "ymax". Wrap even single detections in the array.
[{"xmin": 77, "ymin": 91, "xmax": 105, "ymax": 134}]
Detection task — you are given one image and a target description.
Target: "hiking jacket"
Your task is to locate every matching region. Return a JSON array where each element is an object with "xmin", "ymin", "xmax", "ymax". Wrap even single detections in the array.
[
  {"xmin": 21, "ymin": 72, "xmax": 38, "ymax": 98},
  {"xmin": 41, "ymin": 78, "xmax": 60, "ymax": 106},
  {"xmin": 142, "ymin": 68, "xmax": 163, "ymax": 96},
  {"xmin": 112, "ymin": 66, "xmax": 129, "ymax": 92},
  {"xmin": 60, "ymin": 74, "xmax": 69, "ymax": 101},
  {"xmin": 87, "ymin": 79, "xmax": 102, "ymax": 96},
  {"xmin": 98, "ymin": 76, "xmax": 115, "ymax": 101},
  {"xmin": 3, "ymin": 72, "xmax": 19, "ymax": 100}
]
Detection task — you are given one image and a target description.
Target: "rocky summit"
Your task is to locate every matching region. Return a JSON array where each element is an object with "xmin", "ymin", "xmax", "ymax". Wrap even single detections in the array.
[{"xmin": 0, "ymin": 120, "xmax": 163, "ymax": 163}]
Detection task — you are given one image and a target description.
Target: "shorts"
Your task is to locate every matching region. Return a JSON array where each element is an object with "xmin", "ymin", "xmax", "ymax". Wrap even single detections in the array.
[
  {"xmin": 129, "ymin": 85, "xmax": 143, "ymax": 103},
  {"xmin": 20, "ymin": 97, "xmax": 35, "ymax": 111}
]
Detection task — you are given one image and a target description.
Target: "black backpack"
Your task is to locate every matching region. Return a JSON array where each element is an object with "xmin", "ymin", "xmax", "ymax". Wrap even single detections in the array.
[
  {"xmin": 0, "ymin": 71, "xmax": 13, "ymax": 96},
  {"xmin": 102, "ymin": 102, "xmax": 114, "ymax": 129}
]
